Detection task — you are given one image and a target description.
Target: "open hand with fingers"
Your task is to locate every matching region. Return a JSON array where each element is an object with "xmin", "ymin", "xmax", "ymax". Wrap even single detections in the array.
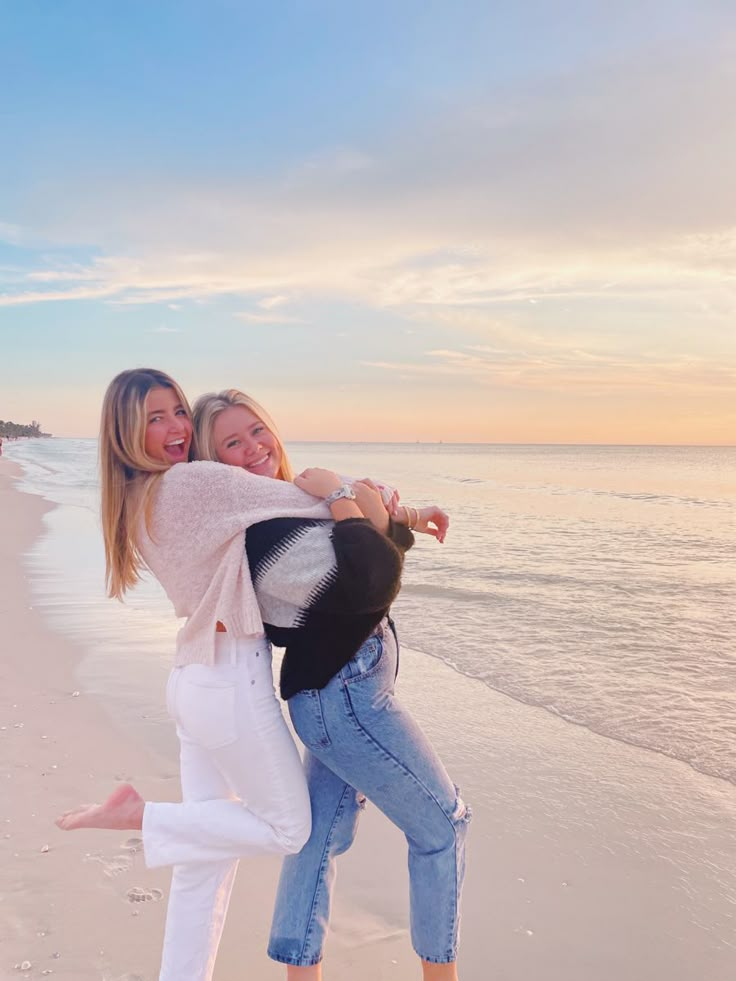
[{"xmin": 401, "ymin": 504, "xmax": 449, "ymax": 543}]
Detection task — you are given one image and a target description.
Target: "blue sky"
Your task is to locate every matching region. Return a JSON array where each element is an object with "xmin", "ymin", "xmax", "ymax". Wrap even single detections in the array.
[{"xmin": 1, "ymin": 1, "xmax": 734, "ymax": 441}]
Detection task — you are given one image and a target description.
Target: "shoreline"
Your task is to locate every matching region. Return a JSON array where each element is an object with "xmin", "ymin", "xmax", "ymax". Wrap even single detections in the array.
[{"xmin": 2, "ymin": 458, "xmax": 735, "ymax": 980}]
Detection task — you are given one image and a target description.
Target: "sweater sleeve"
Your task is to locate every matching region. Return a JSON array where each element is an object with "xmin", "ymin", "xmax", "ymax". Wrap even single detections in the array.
[
  {"xmin": 156, "ymin": 461, "xmax": 332, "ymax": 548},
  {"xmin": 311, "ymin": 518, "xmax": 406, "ymax": 615}
]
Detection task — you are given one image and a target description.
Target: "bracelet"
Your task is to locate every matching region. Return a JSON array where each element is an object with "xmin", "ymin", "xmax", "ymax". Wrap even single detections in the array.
[{"xmin": 405, "ymin": 505, "xmax": 419, "ymax": 529}]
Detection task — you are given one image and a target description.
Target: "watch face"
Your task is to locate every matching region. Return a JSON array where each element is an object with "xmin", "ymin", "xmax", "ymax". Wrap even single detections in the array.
[{"xmin": 327, "ymin": 483, "xmax": 356, "ymax": 504}]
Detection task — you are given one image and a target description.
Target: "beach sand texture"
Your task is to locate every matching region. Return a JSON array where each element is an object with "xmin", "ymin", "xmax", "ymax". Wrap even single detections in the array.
[{"xmin": 1, "ymin": 457, "xmax": 734, "ymax": 980}]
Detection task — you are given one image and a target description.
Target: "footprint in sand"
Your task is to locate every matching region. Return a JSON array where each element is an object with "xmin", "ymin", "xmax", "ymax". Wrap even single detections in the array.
[
  {"xmin": 84, "ymin": 851, "xmax": 133, "ymax": 878},
  {"xmin": 104, "ymin": 854, "xmax": 134, "ymax": 878},
  {"xmin": 120, "ymin": 836, "xmax": 143, "ymax": 853},
  {"xmin": 125, "ymin": 886, "xmax": 164, "ymax": 904},
  {"xmin": 110, "ymin": 854, "xmax": 137, "ymax": 878}
]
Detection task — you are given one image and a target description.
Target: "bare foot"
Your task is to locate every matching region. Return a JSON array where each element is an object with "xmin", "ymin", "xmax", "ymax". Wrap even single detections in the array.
[{"xmin": 56, "ymin": 783, "xmax": 145, "ymax": 832}]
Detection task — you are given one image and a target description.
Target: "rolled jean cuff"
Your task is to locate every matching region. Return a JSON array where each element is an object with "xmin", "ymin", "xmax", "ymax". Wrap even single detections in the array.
[
  {"xmin": 417, "ymin": 951, "xmax": 458, "ymax": 964},
  {"xmin": 267, "ymin": 948, "xmax": 323, "ymax": 967}
]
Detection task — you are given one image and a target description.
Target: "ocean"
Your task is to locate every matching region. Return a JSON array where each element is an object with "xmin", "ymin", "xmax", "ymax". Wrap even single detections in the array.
[{"xmin": 5, "ymin": 437, "xmax": 735, "ymax": 787}]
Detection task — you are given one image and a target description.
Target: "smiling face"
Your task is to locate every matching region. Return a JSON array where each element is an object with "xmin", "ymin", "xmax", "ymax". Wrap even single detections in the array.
[
  {"xmin": 143, "ymin": 386, "xmax": 193, "ymax": 465},
  {"xmin": 212, "ymin": 404, "xmax": 282, "ymax": 478}
]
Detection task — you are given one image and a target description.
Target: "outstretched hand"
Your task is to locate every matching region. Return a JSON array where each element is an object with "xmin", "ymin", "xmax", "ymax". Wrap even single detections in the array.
[{"xmin": 413, "ymin": 505, "xmax": 449, "ymax": 544}]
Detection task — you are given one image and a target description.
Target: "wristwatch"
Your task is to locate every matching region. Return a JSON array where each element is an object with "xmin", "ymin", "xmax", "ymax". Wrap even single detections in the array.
[{"xmin": 324, "ymin": 483, "xmax": 357, "ymax": 506}]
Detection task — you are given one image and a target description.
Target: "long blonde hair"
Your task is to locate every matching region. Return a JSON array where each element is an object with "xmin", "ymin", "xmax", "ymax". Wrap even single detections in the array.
[
  {"xmin": 192, "ymin": 389, "xmax": 294, "ymax": 482},
  {"xmin": 100, "ymin": 368, "xmax": 197, "ymax": 599}
]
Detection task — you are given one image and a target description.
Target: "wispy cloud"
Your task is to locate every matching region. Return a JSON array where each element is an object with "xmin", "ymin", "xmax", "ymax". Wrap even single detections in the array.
[
  {"xmin": 257, "ymin": 295, "xmax": 290, "ymax": 309},
  {"xmin": 0, "ymin": 283, "xmax": 121, "ymax": 306},
  {"xmin": 26, "ymin": 267, "xmax": 100, "ymax": 283},
  {"xmin": 362, "ymin": 346, "xmax": 736, "ymax": 396},
  {"xmin": 234, "ymin": 310, "xmax": 306, "ymax": 325}
]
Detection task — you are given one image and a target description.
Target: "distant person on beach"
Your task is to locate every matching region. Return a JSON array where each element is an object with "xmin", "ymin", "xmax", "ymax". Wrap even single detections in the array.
[
  {"xmin": 54, "ymin": 368, "xmax": 449, "ymax": 981},
  {"xmin": 194, "ymin": 389, "xmax": 468, "ymax": 981}
]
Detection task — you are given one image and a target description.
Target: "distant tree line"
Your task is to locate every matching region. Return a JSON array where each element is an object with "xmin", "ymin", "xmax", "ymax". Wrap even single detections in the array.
[{"xmin": 0, "ymin": 419, "xmax": 51, "ymax": 438}]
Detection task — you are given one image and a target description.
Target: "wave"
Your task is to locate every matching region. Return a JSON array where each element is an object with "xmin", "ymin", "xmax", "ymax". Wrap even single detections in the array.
[{"xmin": 414, "ymin": 646, "xmax": 736, "ymax": 788}]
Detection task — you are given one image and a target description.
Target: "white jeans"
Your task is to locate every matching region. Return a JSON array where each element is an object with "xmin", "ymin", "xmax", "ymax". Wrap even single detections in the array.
[{"xmin": 143, "ymin": 633, "xmax": 311, "ymax": 981}]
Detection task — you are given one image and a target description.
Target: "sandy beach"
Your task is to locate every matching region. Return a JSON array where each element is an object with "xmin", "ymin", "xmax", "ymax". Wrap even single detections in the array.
[
  {"xmin": 0, "ymin": 459, "xmax": 175, "ymax": 981},
  {"xmin": 0, "ymin": 460, "xmax": 424, "ymax": 980},
  {"xmin": 1, "ymin": 456, "xmax": 735, "ymax": 981}
]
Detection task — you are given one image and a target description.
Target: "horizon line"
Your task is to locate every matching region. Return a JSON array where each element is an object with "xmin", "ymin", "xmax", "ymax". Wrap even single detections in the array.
[{"xmin": 23, "ymin": 436, "xmax": 736, "ymax": 449}]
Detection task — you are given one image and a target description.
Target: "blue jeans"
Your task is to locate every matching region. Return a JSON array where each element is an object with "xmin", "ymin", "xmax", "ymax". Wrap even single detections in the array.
[{"xmin": 268, "ymin": 621, "xmax": 470, "ymax": 966}]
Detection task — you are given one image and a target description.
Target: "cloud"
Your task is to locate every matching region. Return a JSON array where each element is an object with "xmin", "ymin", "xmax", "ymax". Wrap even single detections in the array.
[
  {"xmin": 26, "ymin": 268, "xmax": 100, "ymax": 282},
  {"xmin": 362, "ymin": 345, "xmax": 736, "ymax": 396},
  {"xmin": 234, "ymin": 310, "xmax": 305, "ymax": 325},
  {"xmin": 0, "ymin": 283, "xmax": 121, "ymax": 306},
  {"xmin": 257, "ymin": 295, "xmax": 290, "ymax": 309},
  {"xmin": 4, "ymin": 222, "xmax": 735, "ymax": 318}
]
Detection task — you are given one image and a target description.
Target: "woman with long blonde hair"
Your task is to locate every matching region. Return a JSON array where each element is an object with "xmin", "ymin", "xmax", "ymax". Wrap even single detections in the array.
[
  {"xmin": 194, "ymin": 389, "xmax": 466, "ymax": 981},
  {"xmin": 57, "ymin": 368, "xmax": 406, "ymax": 981}
]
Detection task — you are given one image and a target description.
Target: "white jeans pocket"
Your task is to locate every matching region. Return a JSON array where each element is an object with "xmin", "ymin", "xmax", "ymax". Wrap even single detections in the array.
[{"xmin": 175, "ymin": 672, "xmax": 238, "ymax": 750}]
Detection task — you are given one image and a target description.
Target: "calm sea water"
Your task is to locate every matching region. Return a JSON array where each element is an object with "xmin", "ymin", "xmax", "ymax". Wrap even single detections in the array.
[{"xmin": 6, "ymin": 437, "xmax": 736, "ymax": 786}]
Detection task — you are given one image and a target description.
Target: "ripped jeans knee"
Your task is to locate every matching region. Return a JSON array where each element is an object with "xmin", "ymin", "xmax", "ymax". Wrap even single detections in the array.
[{"xmin": 451, "ymin": 787, "xmax": 472, "ymax": 825}]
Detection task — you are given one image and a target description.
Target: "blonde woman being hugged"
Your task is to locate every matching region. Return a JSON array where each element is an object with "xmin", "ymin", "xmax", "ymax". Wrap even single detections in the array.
[
  {"xmin": 55, "ymin": 368, "xmax": 401, "ymax": 981},
  {"xmin": 194, "ymin": 389, "xmax": 468, "ymax": 981}
]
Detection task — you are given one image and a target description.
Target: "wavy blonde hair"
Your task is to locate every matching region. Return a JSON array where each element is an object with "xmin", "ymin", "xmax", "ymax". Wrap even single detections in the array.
[
  {"xmin": 192, "ymin": 389, "xmax": 294, "ymax": 482},
  {"xmin": 100, "ymin": 368, "xmax": 197, "ymax": 599}
]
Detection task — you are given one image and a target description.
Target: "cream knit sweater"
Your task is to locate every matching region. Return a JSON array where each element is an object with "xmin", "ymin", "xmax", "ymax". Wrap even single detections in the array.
[{"xmin": 137, "ymin": 461, "xmax": 331, "ymax": 666}]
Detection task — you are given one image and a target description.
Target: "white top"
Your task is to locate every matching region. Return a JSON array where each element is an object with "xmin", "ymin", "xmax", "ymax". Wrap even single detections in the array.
[{"xmin": 137, "ymin": 461, "xmax": 331, "ymax": 666}]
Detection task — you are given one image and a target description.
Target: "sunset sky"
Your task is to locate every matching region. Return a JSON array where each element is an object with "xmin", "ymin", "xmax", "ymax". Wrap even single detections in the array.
[{"xmin": 1, "ymin": 1, "xmax": 734, "ymax": 443}]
